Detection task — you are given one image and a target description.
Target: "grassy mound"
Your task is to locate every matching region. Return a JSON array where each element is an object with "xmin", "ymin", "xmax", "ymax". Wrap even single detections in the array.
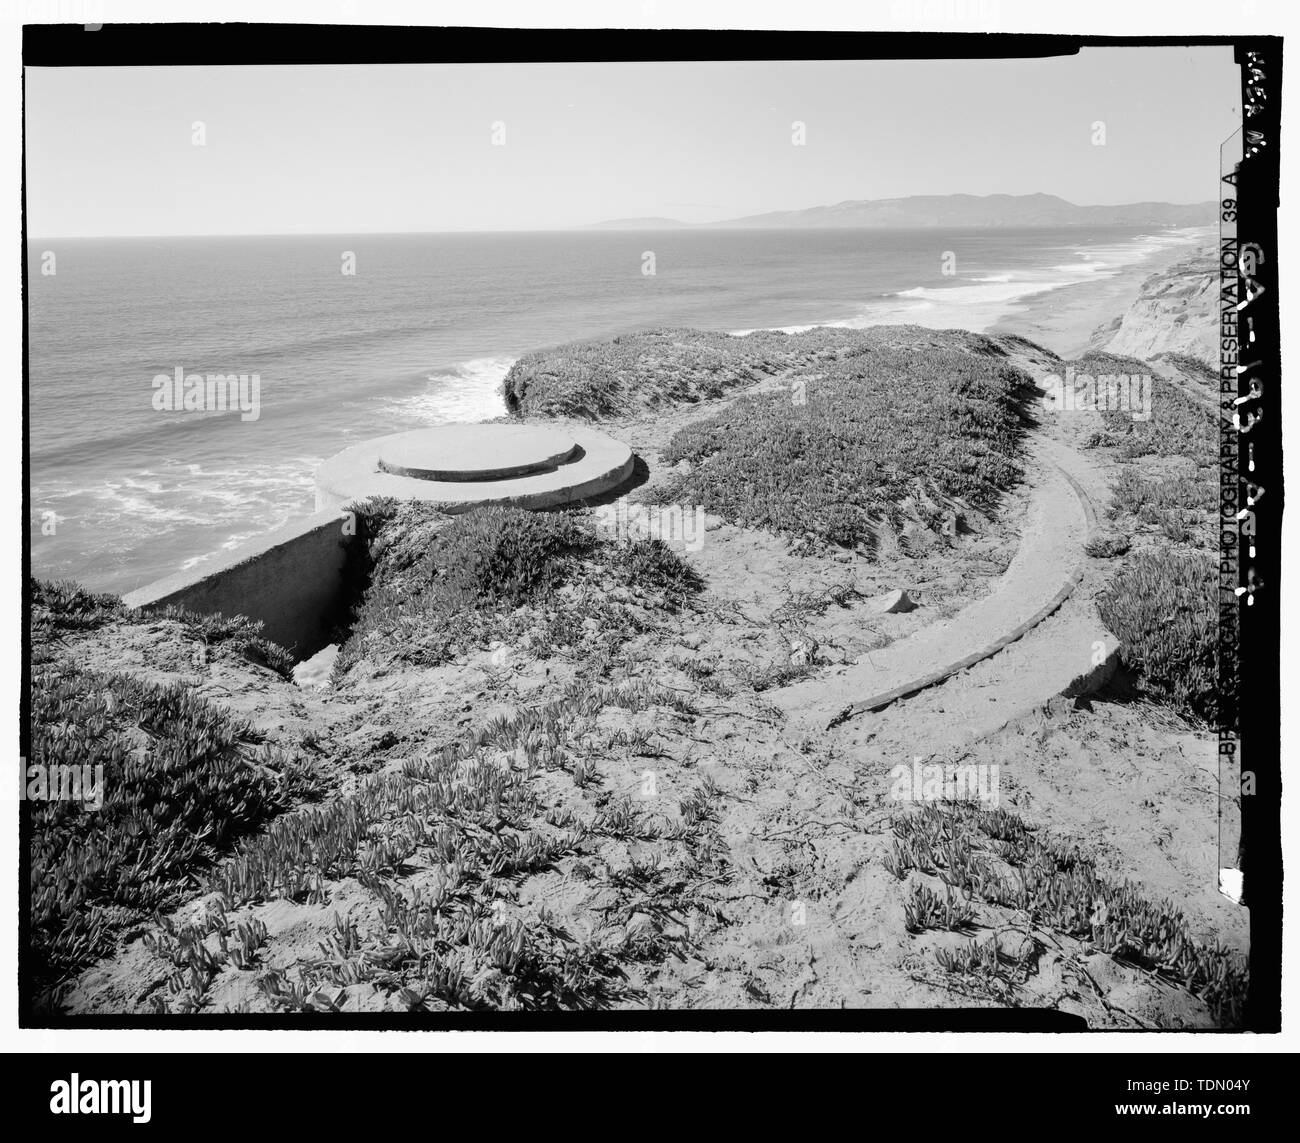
[
  {"xmin": 645, "ymin": 345, "xmax": 1034, "ymax": 554},
  {"xmin": 501, "ymin": 324, "xmax": 1047, "ymax": 421},
  {"xmin": 336, "ymin": 503, "xmax": 704, "ymax": 676},
  {"xmin": 502, "ymin": 327, "xmax": 834, "ymax": 419}
]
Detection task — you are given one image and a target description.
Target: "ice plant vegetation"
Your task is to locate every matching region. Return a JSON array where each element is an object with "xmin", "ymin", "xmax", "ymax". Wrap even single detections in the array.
[
  {"xmin": 27, "ymin": 581, "xmax": 308, "ymax": 1010},
  {"xmin": 1075, "ymin": 351, "xmax": 1220, "ymax": 723},
  {"xmin": 335, "ymin": 502, "xmax": 704, "ymax": 676},
  {"xmin": 890, "ymin": 802, "xmax": 1247, "ymax": 1025},
  {"xmin": 645, "ymin": 339, "xmax": 1033, "ymax": 555}
]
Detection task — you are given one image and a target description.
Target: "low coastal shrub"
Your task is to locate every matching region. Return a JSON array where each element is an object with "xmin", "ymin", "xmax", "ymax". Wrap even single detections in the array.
[
  {"xmin": 645, "ymin": 345, "xmax": 1033, "ymax": 553},
  {"xmin": 423, "ymin": 505, "xmax": 596, "ymax": 607},
  {"xmin": 336, "ymin": 504, "xmax": 591, "ymax": 671},
  {"xmin": 1095, "ymin": 550, "xmax": 1218, "ymax": 722},
  {"xmin": 1108, "ymin": 468, "xmax": 1215, "ymax": 548},
  {"xmin": 903, "ymin": 882, "xmax": 976, "ymax": 933},
  {"xmin": 1071, "ymin": 352, "xmax": 1216, "ymax": 462},
  {"xmin": 891, "ymin": 802, "xmax": 1247, "ymax": 1026},
  {"xmin": 155, "ymin": 608, "xmax": 296, "ymax": 677},
  {"xmin": 335, "ymin": 503, "xmax": 705, "ymax": 675},
  {"xmin": 1155, "ymin": 351, "xmax": 1219, "ymax": 384},
  {"xmin": 1110, "ymin": 469, "xmax": 1215, "ymax": 517},
  {"xmin": 609, "ymin": 536, "xmax": 705, "ymax": 604},
  {"xmin": 1081, "ymin": 344, "xmax": 1219, "ymax": 720},
  {"xmin": 31, "ymin": 577, "xmax": 295, "ymax": 678},
  {"xmin": 935, "ymin": 939, "xmax": 1002, "ymax": 978},
  {"xmin": 27, "ymin": 578, "xmax": 322, "ymax": 1008},
  {"xmin": 27, "ymin": 664, "xmax": 304, "ymax": 1008},
  {"xmin": 1083, "ymin": 531, "xmax": 1131, "ymax": 559},
  {"xmin": 30, "ymin": 580, "xmax": 125, "ymax": 633},
  {"xmin": 734, "ymin": 660, "xmax": 816, "ymax": 692}
]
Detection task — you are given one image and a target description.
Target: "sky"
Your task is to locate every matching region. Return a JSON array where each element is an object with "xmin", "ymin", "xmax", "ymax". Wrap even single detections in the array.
[{"xmin": 25, "ymin": 47, "xmax": 1241, "ymax": 236}]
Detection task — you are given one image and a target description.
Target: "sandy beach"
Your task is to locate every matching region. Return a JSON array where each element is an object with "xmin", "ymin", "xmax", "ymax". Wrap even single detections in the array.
[{"xmin": 989, "ymin": 229, "xmax": 1215, "ymax": 358}]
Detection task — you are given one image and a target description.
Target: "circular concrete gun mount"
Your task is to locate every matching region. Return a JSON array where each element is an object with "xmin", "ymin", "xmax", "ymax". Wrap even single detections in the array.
[
  {"xmin": 379, "ymin": 423, "xmax": 578, "ymax": 481},
  {"xmin": 315, "ymin": 423, "xmax": 636, "ymax": 514}
]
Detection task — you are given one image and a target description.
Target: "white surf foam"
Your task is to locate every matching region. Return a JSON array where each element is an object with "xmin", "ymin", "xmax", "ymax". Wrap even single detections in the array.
[
  {"xmin": 387, "ymin": 355, "xmax": 514, "ymax": 423},
  {"xmin": 727, "ymin": 226, "xmax": 1206, "ymax": 339}
]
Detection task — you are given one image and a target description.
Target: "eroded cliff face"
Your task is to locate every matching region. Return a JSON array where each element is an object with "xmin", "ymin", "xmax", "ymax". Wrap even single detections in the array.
[{"xmin": 1090, "ymin": 255, "xmax": 1217, "ymax": 368}]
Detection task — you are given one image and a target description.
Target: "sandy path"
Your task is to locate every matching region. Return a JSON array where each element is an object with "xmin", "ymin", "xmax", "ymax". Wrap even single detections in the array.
[{"xmin": 768, "ymin": 435, "xmax": 1105, "ymax": 735}]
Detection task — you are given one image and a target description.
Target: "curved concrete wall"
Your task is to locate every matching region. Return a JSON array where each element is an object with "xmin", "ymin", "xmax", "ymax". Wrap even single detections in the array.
[{"xmin": 122, "ymin": 508, "xmax": 357, "ymax": 658}]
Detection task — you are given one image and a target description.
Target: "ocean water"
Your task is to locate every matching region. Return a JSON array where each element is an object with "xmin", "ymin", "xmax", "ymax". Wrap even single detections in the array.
[{"xmin": 26, "ymin": 226, "xmax": 1199, "ymax": 594}]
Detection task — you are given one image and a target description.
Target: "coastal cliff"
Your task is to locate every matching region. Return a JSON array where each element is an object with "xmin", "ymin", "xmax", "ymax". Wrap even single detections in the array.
[{"xmin": 1088, "ymin": 253, "xmax": 1217, "ymax": 368}]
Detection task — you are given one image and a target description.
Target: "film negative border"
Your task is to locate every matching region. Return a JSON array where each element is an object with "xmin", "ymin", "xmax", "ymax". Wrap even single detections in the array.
[
  {"xmin": 1220, "ymin": 40, "xmax": 1282, "ymax": 1031},
  {"xmin": 15, "ymin": 24, "xmax": 1286, "ymax": 1034}
]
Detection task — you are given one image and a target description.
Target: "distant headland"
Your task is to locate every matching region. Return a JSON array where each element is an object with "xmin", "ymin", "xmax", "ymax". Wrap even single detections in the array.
[{"xmin": 585, "ymin": 192, "xmax": 1216, "ymax": 230}]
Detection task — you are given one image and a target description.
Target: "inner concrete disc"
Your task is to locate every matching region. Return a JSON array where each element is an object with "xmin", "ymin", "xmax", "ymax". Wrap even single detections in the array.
[{"xmin": 377, "ymin": 423, "xmax": 578, "ymax": 482}]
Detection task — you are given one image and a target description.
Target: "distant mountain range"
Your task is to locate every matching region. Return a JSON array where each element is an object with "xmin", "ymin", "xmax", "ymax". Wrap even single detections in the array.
[{"xmin": 585, "ymin": 193, "xmax": 1216, "ymax": 231}]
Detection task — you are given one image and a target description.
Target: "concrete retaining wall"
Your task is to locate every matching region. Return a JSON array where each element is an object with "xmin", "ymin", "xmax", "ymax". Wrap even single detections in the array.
[{"xmin": 122, "ymin": 509, "xmax": 356, "ymax": 658}]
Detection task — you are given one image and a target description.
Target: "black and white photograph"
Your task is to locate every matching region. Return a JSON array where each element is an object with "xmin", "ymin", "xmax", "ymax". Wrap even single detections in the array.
[{"xmin": 6, "ymin": 0, "xmax": 1293, "ymax": 1108}]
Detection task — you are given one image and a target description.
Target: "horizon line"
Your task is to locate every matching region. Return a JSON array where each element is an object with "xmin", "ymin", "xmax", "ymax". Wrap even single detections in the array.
[
  {"xmin": 27, "ymin": 221, "xmax": 1218, "ymax": 241},
  {"xmin": 25, "ymin": 191, "xmax": 1220, "ymax": 242}
]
